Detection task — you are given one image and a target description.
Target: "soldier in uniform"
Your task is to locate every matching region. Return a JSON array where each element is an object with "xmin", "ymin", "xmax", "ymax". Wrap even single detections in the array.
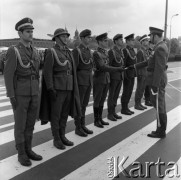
[
  {"xmin": 72, "ymin": 29, "xmax": 93, "ymax": 137},
  {"xmin": 121, "ymin": 34, "xmax": 136, "ymax": 115},
  {"xmin": 4, "ymin": 18, "xmax": 42, "ymax": 166},
  {"xmin": 93, "ymin": 33, "xmax": 124, "ymax": 128},
  {"xmin": 107, "ymin": 34, "xmax": 124, "ymax": 121},
  {"xmin": 129, "ymin": 27, "xmax": 168, "ymax": 138},
  {"xmin": 43, "ymin": 28, "xmax": 81, "ymax": 149},
  {"xmin": 134, "ymin": 35, "xmax": 149, "ymax": 110}
]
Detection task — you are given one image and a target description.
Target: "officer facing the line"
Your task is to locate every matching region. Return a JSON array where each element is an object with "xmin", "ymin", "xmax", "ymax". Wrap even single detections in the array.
[{"xmin": 4, "ymin": 18, "xmax": 42, "ymax": 166}]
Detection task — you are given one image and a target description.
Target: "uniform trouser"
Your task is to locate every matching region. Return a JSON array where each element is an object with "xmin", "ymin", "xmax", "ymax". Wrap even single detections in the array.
[
  {"xmin": 93, "ymin": 83, "xmax": 109, "ymax": 108},
  {"xmin": 50, "ymin": 90, "xmax": 72, "ymax": 139},
  {"xmin": 150, "ymin": 76, "xmax": 167, "ymax": 132},
  {"xmin": 107, "ymin": 79, "xmax": 122, "ymax": 110},
  {"xmin": 121, "ymin": 77, "xmax": 135, "ymax": 107},
  {"xmin": 13, "ymin": 95, "xmax": 38, "ymax": 146},
  {"xmin": 144, "ymin": 85, "xmax": 151, "ymax": 102},
  {"xmin": 135, "ymin": 76, "xmax": 146, "ymax": 104},
  {"xmin": 78, "ymin": 85, "xmax": 92, "ymax": 117}
]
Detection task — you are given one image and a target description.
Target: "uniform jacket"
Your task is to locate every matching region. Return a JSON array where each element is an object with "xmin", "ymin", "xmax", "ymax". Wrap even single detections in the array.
[
  {"xmin": 108, "ymin": 45, "xmax": 124, "ymax": 80},
  {"xmin": 43, "ymin": 44, "xmax": 73, "ymax": 91},
  {"xmin": 123, "ymin": 45, "xmax": 137, "ymax": 79},
  {"xmin": 72, "ymin": 43, "xmax": 93, "ymax": 86},
  {"xmin": 136, "ymin": 47, "xmax": 149, "ymax": 77},
  {"xmin": 39, "ymin": 44, "xmax": 81, "ymax": 124},
  {"xmin": 4, "ymin": 42, "xmax": 40, "ymax": 97},
  {"xmin": 134, "ymin": 41, "xmax": 168, "ymax": 88},
  {"xmin": 93, "ymin": 47, "xmax": 110, "ymax": 85}
]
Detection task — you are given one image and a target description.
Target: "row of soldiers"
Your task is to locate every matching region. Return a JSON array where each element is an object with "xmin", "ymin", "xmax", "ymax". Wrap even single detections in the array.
[{"xmin": 4, "ymin": 17, "xmax": 168, "ymax": 167}]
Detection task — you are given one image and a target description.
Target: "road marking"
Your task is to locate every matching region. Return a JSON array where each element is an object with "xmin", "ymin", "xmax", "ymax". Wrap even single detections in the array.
[
  {"xmin": 62, "ymin": 106, "xmax": 181, "ymax": 180},
  {"xmin": 0, "ymin": 106, "xmax": 180, "ymax": 180}
]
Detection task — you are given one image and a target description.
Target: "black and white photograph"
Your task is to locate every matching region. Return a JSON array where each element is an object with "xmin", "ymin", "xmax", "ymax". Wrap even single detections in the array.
[{"xmin": 0, "ymin": 0, "xmax": 181, "ymax": 179}]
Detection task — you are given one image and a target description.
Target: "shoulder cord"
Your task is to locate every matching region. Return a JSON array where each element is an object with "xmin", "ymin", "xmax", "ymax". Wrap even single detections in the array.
[
  {"xmin": 14, "ymin": 46, "xmax": 31, "ymax": 68},
  {"xmin": 112, "ymin": 49, "xmax": 124, "ymax": 64},
  {"xmin": 51, "ymin": 48, "xmax": 70, "ymax": 67},
  {"xmin": 76, "ymin": 47, "xmax": 91, "ymax": 65},
  {"xmin": 125, "ymin": 48, "xmax": 137, "ymax": 60}
]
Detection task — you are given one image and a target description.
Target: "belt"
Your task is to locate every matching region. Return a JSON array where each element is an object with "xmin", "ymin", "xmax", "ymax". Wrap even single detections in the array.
[
  {"xmin": 54, "ymin": 70, "xmax": 72, "ymax": 75},
  {"xmin": 77, "ymin": 69, "xmax": 92, "ymax": 72},
  {"xmin": 147, "ymin": 65, "xmax": 168, "ymax": 72},
  {"xmin": 17, "ymin": 75, "xmax": 39, "ymax": 80}
]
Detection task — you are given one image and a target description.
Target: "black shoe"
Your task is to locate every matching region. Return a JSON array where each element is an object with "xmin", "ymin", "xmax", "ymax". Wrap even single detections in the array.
[
  {"xmin": 147, "ymin": 132, "xmax": 166, "ymax": 138},
  {"xmin": 145, "ymin": 101, "xmax": 153, "ymax": 106},
  {"xmin": 26, "ymin": 150, "xmax": 43, "ymax": 161},
  {"xmin": 82, "ymin": 126, "xmax": 93, "ymax": 134},
  {"xmin": 134, "ymin": 104, "xmax": 145, "ymax": 110},
  {"xmin": 113, "ymin": 113, "xmax": 122, "ymax": 119},
  {"xmin": 53, "ymin": 140, "xmax": 66, "ymax": 150},
  {"xmin": 140, "ymin": 104, "xmax": 147, "ymax": 109},
  {"xmin": 60, "ymin": 136, "xmax": 74, "ymax": 146},
  {"xmin": 107, "ymin": 114, "xmax": 117, "ymax": 121},
  {"xmin": 17, "ymin": 143, "xmax": 32, "ymax": 166},
  {"xmin": 18, "ymin": 154, "xmax": 32, "ymax": 166},
  {"xmin": 128, "ymin": 108, "xmax": 134, "ymax": 114},
  {"xmin": 121, "ymin": 109, "xmax": 132, "ymax": 115},
  {"xmin": 94, "ymin": 121, "xmax": 104, "ymax": 128},
  {"xmin": 75, "ymin": 128, "xmax": 88, "ymax": 137},
  {"xmin": 100, "ymin": 118, "xmax": 109, "ymax": 125}
]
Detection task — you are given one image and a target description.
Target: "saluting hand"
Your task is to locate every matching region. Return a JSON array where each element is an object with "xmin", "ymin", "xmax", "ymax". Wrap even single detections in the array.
[{"xmin": 10, "ymin": 97, "xmax": 17, "ymax": 110}]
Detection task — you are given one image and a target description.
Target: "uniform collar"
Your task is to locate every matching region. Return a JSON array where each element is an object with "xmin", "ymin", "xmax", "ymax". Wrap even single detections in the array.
[
  {"xmin": 97, "ymin": 46, "xmax": 107, "ymax": 54},
  {"xmin": 79, "ymin": 43, "xmax": 89, "ymax": 50},
  {"xmin": 153, "ymin": 40, "xmax": 163, "ymax": 50},
  {"xmin": 55, "ymin": 43, "xmax": 69, "ymax": 50},
  {"xmin": 126, "ymin": 45, "xmax": 133, "ymax": 50}
]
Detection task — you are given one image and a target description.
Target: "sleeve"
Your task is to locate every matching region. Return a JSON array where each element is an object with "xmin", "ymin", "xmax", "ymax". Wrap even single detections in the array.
[
  {"xmin": 93, "ymin": 52, "xmax": 120, "ymax": 73},
  {"xmin": 122, "ymin": 49, "xmax": 128, "ymax": 67},
  {"xmin": 136, "ymin": 50, "xmax": 143, "ymax": 63},
  {"xmin": 108, "ymin": 50, "xmax": 114, "ymax": 66},
  {"xmin": 72, "ymin": 48, "xmax": 79, "ymax": 69},
  {"xmin": 4, "ymin": 47, "xmax": 16, "ymax": 97},
  {"xmin": 43, "ymin": 49, "xmax": 54, "ymax": 90},
  {"xmin": 152, "ymin": 46, "xmax": 167, "ymax": 87}
]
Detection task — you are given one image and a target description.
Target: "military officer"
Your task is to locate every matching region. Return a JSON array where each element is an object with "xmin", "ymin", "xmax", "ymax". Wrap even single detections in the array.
[
  {"xmin": 129, "ymin": 27, "xmax": 168, "ymax": 138},
  {"xmin": 107, "ymin": 34, "xmax": 124, "ymax": 121},
  {"xmin": 121, "ymin": 34, "xmax": 136, "ymax": 115},
  {"xmin": 134, "ymin": 35, "xmax": 149, "ymax": 110},
  {"xmin": 93, "ymin": 33, "xmax": 124, "ymax": 128},
  {"xmin": 43, "ymin": 28, "xmax": 81, "ymax": 149},
  {"xmin": 4, "ymin": 18, "xmax": 42, "ymax": 166},
  {"xmin": 72, "ymin": 29, "xmax": 93, "ymax": 137}
]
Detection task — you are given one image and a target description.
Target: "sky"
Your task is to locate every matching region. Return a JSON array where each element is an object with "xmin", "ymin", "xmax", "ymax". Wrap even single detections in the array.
[{"xmin": 0, "ymin": 0, "xmax": 181, "ymax": 40}]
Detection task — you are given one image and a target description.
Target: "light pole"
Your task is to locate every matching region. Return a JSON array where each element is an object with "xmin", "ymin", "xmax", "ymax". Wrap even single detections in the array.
[{"xmin": 170, "ymin": 14, "xmax": 179, "ymax": 40}]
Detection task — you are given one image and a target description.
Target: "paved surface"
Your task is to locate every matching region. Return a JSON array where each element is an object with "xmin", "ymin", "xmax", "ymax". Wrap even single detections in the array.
[{"xmin": 0, "ymin": 62, "xmax": 181, "ymax": 180}]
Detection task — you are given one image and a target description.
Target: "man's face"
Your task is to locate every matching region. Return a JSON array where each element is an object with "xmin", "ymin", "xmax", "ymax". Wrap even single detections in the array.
[
  {"xmin": 82, "ymin": 35, "xmax": 92, "ymax": 45},
  {"xmin": 116, "ymin": 38, "xmax": 124, "ymax": 46},
  {"xmin": 142, "ymin": 39, "xmax": 149, "ymax": 48},
  {"xmin": 59, "ymin": 34, "xmax": 69, "ymax": 45},
  {"xmin": 150, "ymin": 34, "xmax": 157, "ymax": 44},
  {"xmin": 127, "ymin": 39, "xmax": 135, "ymax": 47},
  {"xmin": 19, "ymin": 29, "xmax": 33, "ymax": 42},
  {"xmin": 100, "ymin": 38, "xmax": 108, "ymax": 48}
]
